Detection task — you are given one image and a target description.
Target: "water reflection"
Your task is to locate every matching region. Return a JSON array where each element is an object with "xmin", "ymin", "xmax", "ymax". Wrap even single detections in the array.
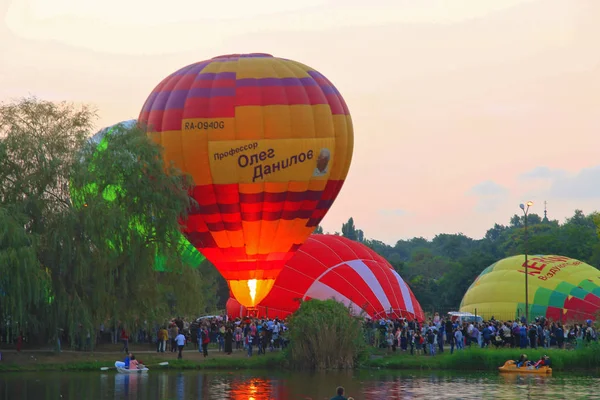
[
  {"xmin": 113, "ymin": 373, "xmax": 149, "ymax": 398},
  {"xmin": 1, "ymin": 369, "xmax": 598, "ymax": 399},
  {"xmin": 229, "ymin": 376, "xmax": 289, "ymax": 400}
]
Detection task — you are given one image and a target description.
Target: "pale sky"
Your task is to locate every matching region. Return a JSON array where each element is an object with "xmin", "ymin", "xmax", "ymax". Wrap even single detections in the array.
[{"xmin": 2, "ymin": 0, "xmax": 599, "ymax": 244}]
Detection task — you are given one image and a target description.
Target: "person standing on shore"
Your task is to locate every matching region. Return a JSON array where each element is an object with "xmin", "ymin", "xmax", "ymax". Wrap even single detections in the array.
[
  {"xmin": 200, "ymin": 325, "xmax": 210, "ymax": 357},
  {"xmin": 175, "ymin": 331, "xmax": 186, "ymax": 359},
  {"xmin": 120, "ymin": 328, "xmax": 129, "ymax": 354},
  {"xmin": 158, "ymin": 326, "xmax": 168, "ymax": 353},
  {"xmin": 169, "ymin": 324, "xmax": 179, "ymax": 353},
  {"xmin": 16, "ymin": 332, "xmax": 23, "ymax": 352}
]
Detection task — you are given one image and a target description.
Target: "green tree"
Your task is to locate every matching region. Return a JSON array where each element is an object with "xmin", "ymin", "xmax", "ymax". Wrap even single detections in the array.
[
  {"xmin": 557, "ymin": 210, "xmax": 599, "ymax": 262},
  {"xmin": 0, "ymin": 206, "xmax": 50, "ymax": 335},
  {"xmin": 342, "ymin": 217, "xmax": 364, "ymax": 242},
  {"xmin": 0, "ymin": 97, "xmax": 217, "ymax": 346}
]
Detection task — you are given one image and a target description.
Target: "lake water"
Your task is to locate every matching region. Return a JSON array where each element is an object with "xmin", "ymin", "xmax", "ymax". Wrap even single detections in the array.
[{"xmin": 0, "ymin": 369, "xmax": 597, "ymax": 399}]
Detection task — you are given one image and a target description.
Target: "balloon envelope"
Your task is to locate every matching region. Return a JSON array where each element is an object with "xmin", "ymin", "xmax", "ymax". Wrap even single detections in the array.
[
  {"xmin": 71, "ymin": 120, "xmax": 205, "ymax": 271},
  {"xmin": 227, "ymin": 234, "xmax": 425, "ymax": 321},
  {"xmin": 460, "ymin": 255, "xmax": 600, "ymax": 322},
  {"xmin": 139, "ymin": 53, "xmax": 353, "ymax": 307}
]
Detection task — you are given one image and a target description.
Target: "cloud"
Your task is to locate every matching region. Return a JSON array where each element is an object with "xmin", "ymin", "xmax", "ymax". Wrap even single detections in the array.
[
  {"xmin": 519, "ymin": 165, "xmax": 600, "ymax": 199},
  {"xmin": 519, "ymin": 166, "xmax": 567, "ymax": 180},
  {"xmin": 548, "ymin": 165, "xmax": 600, "ymax": 199},
  {"xmin": 468, "ymin": 180, "xmax": 509, "ymax": 212},
  {"xmin": 378, "ymin": 209, "xmax": 407, "ymax": 216},
  {"xmin": 469, "ymin": 180, "xmax": 508, "ymax": 196}
]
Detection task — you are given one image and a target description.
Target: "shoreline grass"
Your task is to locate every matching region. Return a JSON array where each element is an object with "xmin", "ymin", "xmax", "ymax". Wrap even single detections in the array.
[
  {"xmin": 363, "ymin": 345, "xmax": 600, "ymax": 372},
  {"xmin": 0, "ymin": 352, "xmax": 287, "ymax": 373},
  {"xmin": 2, "ymin": 345, "xmax": 600, "ymax": 373}
]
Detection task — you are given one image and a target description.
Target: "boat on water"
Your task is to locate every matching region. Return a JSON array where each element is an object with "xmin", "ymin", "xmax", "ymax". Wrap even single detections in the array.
[
  {"xmin": 114, "ymin": 361, "xmax": 149, "ymax": 374},
  {"xmin": 116, "ymin": 366, "xmax": 149, "ymax": 374},
  {"xmin": 498, "ymin": 360, "xmax": 552, "ymax": 375}
]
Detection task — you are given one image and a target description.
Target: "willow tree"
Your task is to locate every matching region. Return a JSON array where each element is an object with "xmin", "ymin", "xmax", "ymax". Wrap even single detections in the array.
[
  {"xmin": 0, "ymin": 206, "xmax": 50, "ymax": 339},
  {"xmin": 0, "ymin": 97, "xmax": 217, "ymax": 347}
]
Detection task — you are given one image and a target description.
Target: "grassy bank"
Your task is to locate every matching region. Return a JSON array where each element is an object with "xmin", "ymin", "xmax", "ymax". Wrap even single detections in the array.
[
  {"xmin": 0, "ymin": 350, "xmax": 286, "ymax": 373},
  {"xmin": 3, "ymin": 345, "xmax": 600, "ymax": 373},
  {"xmin": 364, "ymin": 345, "xmax": 600, "ymax": 372}
]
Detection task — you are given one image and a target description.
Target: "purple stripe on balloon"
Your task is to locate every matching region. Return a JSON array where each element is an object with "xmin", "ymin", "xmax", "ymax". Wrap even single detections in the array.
[
  {"xmin": 195, "ymin": 72, "xmax": 237, "ymax": 81},
  {"xmin": 235, "ymin": 77, "xmax": 318, "ymax": 87},
  {"xmin": 145, "ymin": 85, "xmax": 237, "ymax": 112},
  {"xmin": 306, "ymin": 70, "xmax": 341, "ymax": 95},
  {"xmin": 142, "ymin": 92, "xmax": 159, "ymax": 112},
  {"xmin": 241, "ymin": 53, "xmax": 272, "ymax": 58},
  {"xmin": 171, "ymin": 65, "xmax": 194, "ymax": 76},
  {"xmin": 163, "ymin": 90, "xmax": 188, "ymax": 109},
  {"xmin": 321, "ymin": 86, "xmax": 338, "ymax": 95},
  {"xmin": 173, "ymin": 62, "xmax": 210, "ymax": 76},
  {"xmin": 307, "ymin": 70, "xmax": 325, "ymax": 79},
  {"xmin": 148, "ymin": 91, "xmax": 171, "ymax": 112},
  {"xmin": 212, "ymin": 57, "xmax": 240, "ymax": 63},
  {"xmin": 188, "ymin": 87, "xmax": 236, "ymax": 98}
]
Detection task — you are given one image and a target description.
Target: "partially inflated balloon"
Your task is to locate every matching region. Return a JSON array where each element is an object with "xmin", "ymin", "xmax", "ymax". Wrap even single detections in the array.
[
  {"xmin": 71, "ymin": 120, "xmax": 205, "ymax": 271},
  {"xmin": 460, "ymin": 255, "xmax": 600, "ymax": 322},
  {"xmin": 139, "ymin": 53, "xmax": 353, "ymax": 307},
  {"xmin": 227, "ymin": 235, "xmax": 424, "ymax": 321}
]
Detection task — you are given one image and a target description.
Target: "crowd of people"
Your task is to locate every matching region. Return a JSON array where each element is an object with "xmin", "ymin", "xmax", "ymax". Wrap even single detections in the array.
[
  {"xmin": 105, "ymin": 310, "xmax": 599, "ymax": 361},
  {"xmin": 149, "ymin": 315, "xmax": 289, "ymax": 359},
  {"xmin": 364, "ymin": 312, "xmax": 599, "ymax": 355}
]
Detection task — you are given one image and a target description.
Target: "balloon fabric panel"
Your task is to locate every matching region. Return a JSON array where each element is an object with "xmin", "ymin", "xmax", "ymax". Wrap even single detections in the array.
[
  {"xmin": 226, "ymin": 235, "xmax": 425, "ymax": 321},
  {"xmin": 139, "ymin": 55, "xmax": 353, "ymax": 308}
]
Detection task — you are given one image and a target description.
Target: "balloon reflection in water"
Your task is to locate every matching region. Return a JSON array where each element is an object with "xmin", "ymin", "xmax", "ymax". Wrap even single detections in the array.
[
  {"xmin": 228, "ymin": 376, "xmax": 287, "ymax": 400},
  {"xmin": 114, "ymin": 373, "xmax": 148, "ymax": 398}
]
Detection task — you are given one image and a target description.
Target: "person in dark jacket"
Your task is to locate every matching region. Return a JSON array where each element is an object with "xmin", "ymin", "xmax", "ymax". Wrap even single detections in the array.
[
  {"xmin": 330, "ymin": 386, "xmax": 347, "ymax": 400},
  {"xmin": 445, "ymin": 319, "xmax": 453, "ymax": 344}
]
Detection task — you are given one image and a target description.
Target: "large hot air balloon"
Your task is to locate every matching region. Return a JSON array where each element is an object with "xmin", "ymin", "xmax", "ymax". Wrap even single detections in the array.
[
  {"xmin": 460, "ymin": 255, "xmax": 600, "ymax": 322},
  {"xmin": 227, "ymin": 235, "xmax": 425, "ymax": 321},
  {"xmin": 139, "ymin": 53, "xmax": 353, "ymax": 308},
  {"xmin": 70, "ymin": 120, "xmax": 206, "ymax": 271}
]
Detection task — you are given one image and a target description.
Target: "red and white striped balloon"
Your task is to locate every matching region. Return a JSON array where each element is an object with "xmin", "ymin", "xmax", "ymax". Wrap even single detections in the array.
[{"xmin": 226, "ymin": 234, "xmax": 425, "ymax": 321}]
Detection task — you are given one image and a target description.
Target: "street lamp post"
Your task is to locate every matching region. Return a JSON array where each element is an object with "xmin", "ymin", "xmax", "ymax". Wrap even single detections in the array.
[{"xmin": 519, "ymin": 201, "xmax": 533, "ymax": 323}]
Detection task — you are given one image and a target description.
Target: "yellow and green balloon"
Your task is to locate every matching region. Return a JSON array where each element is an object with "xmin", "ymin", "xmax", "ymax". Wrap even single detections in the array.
[{"xmin": 460, "ymin": 255, "xmax": 600, "ymax": 322}]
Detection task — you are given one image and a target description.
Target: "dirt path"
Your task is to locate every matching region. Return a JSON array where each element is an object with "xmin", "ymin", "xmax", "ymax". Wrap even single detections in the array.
[{"xmin": 0, "ymin": 343, "xmax": 266, "ymax": 367}]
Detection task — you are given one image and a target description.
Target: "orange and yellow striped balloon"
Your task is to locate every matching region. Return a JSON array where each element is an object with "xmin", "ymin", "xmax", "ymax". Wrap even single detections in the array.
[{"xmin": 138, "ymin": 53, "xmax": 353, "ymax": 308}]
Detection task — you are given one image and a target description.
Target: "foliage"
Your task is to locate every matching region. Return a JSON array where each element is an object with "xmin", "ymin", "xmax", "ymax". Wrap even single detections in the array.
[
  {"xmin": 0, "ymin": 206, "xmax": 50, "ymax": 333},
  {"xmin": 0, "ymin": 97, "xmax": 217, "ymax": 346},
  {"xmin": 327, "ymin": 213, "xmax": 600, "ymax": 313},
  {"xmin": 366, "ymin": 342, "xmax": 600, "ymax": 372},
  {"xmin": 342, "ymin": 217, "xmax": 364, "ymax": 242},
  {"xmin": 287, "ymin": 299, "xmax": 367, "ymax": 370}
]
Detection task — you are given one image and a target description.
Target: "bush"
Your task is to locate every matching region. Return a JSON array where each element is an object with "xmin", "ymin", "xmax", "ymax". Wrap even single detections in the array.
[{"xmin": 287, "ymin": 299, "xmax": 367, "ymax": 370}]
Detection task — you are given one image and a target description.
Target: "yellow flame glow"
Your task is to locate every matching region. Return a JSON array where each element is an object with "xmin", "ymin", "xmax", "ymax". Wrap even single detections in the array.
[
  {"xmin": 230, "ymin": 278, "xmax": 275, "ymax": 308},
  {"xmin": 248, "ymin": 279, "xmax": 257, "ymax": 304}
]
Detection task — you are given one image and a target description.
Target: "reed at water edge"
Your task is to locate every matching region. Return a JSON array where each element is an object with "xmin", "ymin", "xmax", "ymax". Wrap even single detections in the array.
[
  {"xmin": 287, "ymin": 299, "xmax": 368, "ymax": 370},
  {"xmin": 366, "ymin": 342, "xmax": 600, "ymax": 372}
]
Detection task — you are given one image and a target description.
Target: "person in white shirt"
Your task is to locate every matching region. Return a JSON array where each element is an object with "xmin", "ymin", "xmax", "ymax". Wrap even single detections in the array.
[
  {"xmin": 175, "ymin": 332, "xmax": 186, "ymax": 359},
  {"xmin": 454, "ymin": 328, "xmax": 464, "ymax": 350}
]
